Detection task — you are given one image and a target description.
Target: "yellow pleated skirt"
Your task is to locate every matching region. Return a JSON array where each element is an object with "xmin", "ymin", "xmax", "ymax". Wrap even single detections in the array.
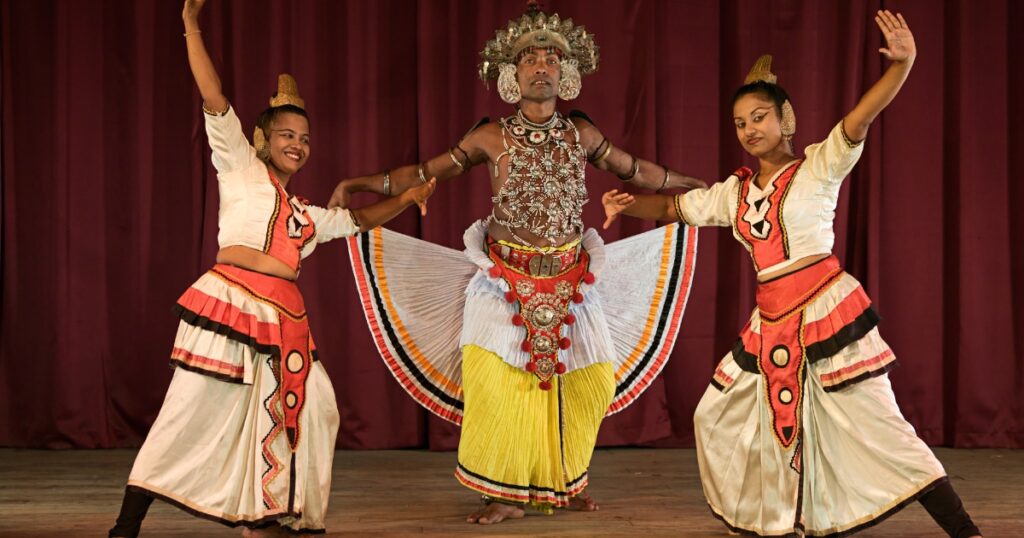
[{"xmin": 455, "ymin": 344, "xmax": 614, "ymax": 511}]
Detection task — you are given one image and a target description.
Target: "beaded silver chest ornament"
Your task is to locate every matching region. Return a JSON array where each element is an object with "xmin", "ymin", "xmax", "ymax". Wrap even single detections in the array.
[
  {"xmin": 474, "ymin": 2, "xmax": 605, "ymax": 390},
  {"xmin": 478, "ymin": 1, "xmax": 600, "ymax": 248}
]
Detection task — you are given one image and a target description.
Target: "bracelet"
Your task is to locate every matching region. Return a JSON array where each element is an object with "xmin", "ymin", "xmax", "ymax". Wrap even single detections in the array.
[
  {"xmin": 454, "ymin": 145, "xmax": 472, "ymax": 166},
  {"xmin": 657, "ymin": 165, "xmax": 670, "ymax": 191},
  {"xmin": 617, "ymin": 156, "xmax": 639, "ymax": 182},
  {"xmin": 183, "ymin": 30, "xmax": 202, "ymax": 37},
  {"xmin": 202, "ymin": 103, "xmax": 230, "ymax": 116},
  {"xmin": 447, "ymin": 148, "xmax": 466, "ymax": 172},
  {"xmin": 417, "ymin": 163, "xmax": 428, "ymax": 184},
  {"xmin": 382, "ymin": 170, "xmax": 391, "ymax": 196},
  {"xmin": 591, "ymin": 139, "xmax": 613, "ymax": 164}
]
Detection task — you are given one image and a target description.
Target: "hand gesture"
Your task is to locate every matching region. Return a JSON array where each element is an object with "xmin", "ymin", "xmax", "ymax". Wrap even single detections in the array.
[
  {"xmin": 401, "ymin": 178, "xmax": 437, "ymax": 216},
  {"xmin": 328, "ymin": 180, "xmax": 353, "ymax": 209},
  {"xmin": 183, "ymin": 0, "xmax": 207, "ymax": 23},
  {"xmin": 601, "ymin": 189, "xmax": 635, "ymax": 230},
  {"xmin": 876, "ymin": 10, "xmax": 916, "ymax": 63}
]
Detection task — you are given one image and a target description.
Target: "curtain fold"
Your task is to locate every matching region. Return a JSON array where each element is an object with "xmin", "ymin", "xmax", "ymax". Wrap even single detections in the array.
[{"xmin": 2, "ymin": 0, "xmax": 1020, "ymax": 449}]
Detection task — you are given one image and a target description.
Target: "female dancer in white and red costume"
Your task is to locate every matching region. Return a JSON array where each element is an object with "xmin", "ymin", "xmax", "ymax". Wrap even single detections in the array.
[
  {"xmin": 108, "ymin": 1, "xmax": 435, "ymax": 536},
  {"xmin": 602, "ymin": 11, "xmax": 980, "ymax": 538}
]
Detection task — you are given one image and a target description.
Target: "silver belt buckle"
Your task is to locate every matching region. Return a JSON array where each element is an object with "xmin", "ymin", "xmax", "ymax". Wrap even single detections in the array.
[{"xmin": 529, "ymin": 253, "xmax": 562, "ymax": 277}]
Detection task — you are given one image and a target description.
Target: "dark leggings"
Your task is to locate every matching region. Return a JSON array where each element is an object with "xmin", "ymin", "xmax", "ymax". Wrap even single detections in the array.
[
  {"xmin": 108, "ymin": 488, "xmax": 153, "ymax": 538},
  {"xmin": 919, "ymin": 479, "xmax": 981, "ymax": 538}
]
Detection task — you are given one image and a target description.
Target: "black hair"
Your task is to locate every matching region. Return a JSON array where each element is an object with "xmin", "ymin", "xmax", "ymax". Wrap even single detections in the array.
[
  {"xmin": 730, "ymin": 80, "xmax": 791, "ymax": 117},
  {"xmin": 255, "ymin": 104, "xmax": 309, "ymax": 137}
]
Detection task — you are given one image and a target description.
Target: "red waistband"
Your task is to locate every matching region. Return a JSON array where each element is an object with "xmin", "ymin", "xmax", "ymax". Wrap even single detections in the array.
[
  {"xmin": 755, "ymin": 256, "xmax": 843, "ymax": 320},
  {"xmin": 486, "ymin": 239, "xmax": 581, "ymax": 277},
  {"xmin": 209, "ymin": 263, "xmax": 305, "ymax": 315}
]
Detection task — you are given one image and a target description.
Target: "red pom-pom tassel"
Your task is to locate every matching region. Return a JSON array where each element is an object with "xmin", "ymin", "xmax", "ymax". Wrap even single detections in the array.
[
  {"xmin": 564, "ymin": 313, "xmax": 576, "ymax": 325},
  {"xmin": 524, "ymin": 361, "xmax": 538, "ymax": 372},
  {"xmin": 521, "ymin": 340, "xmax": 533, "ymax": 352},
  {"xmin": 559, "ymin": 337, "xmax": 571, "ymax": 350},
  {"xmin": 505, "ymin": 291, "xmax": 516, "ymax": 303},
  {"xmin": 572, "ymin": 292, "xmax": 584, "ymax": 304},
  {"xmin": 512, "ymin": 314, "xmax": 524, "ymax": 326},
  {"xmin": 555, "ymin": 362, "xmax": 567, "ymax": 374},
  {"xmin": 488, "ymin": 266, "xmax": 502, "ymax": 279},
  {"xmin": 538, "ymin": 380, "xmax": 552, "ymax": 391},
  {"xmin": 583, "ymin": 272, "xmax": 596, "ymax": 285}
]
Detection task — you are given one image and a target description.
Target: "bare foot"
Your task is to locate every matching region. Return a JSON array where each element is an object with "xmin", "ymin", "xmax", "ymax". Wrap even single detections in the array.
[
  {"xmin": 466, "ymin": 501, "xmax": 526, "ymax": 525},
  {"xmin": 241, "ymin": 526, "xmax": 288, "ymax": 538},
  {"xmin": 567, "ymin": 491, "xmax": 599, "ymax": 511}
]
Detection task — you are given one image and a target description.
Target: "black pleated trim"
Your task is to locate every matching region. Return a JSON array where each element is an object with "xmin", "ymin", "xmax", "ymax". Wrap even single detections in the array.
[
  {"xmin": 359, "ymin": 233, "xmax": 464, "ymax": 411},
  {"xmin": 173, "ymin": 304, "xmax": 281, "ymax": 357},
  {"xmin": 805, "ymin": 307, "xmax": 881, "ymax": 362},
  {"xmin": 169, "ymin": 358, "xmax": 245, "ymax": 384},
  {"xmin": 731, "ymin": 339, "xmax": 760, "ymax": 373},
  {"xmin": 172, "ymin": 305, "xmax": 321, "ymax": 363},
  {"xmin": 125, "ymin": 485, "xmax": 325, "ymax": 534},
  {"xmin": 728, "ymin": 305, "xmax": 881, "ymax": 375},
  {"xmin": 821, "ymin": 359, "xmax": 899, "ymax": 393},
  {"xmin": 616, "ymin": 223, "xmax": 686, "ymax": 396}
]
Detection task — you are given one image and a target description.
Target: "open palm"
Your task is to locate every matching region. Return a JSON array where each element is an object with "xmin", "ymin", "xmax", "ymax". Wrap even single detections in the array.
[{"xmin": 876, "ymin": 10, "xmax": 916, "ymax": 63}]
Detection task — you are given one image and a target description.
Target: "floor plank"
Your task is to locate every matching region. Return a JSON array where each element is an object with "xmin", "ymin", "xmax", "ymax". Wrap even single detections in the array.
[{"xmin": 0, "ymin": 448, "xmax": 1019, "ymax": 537}]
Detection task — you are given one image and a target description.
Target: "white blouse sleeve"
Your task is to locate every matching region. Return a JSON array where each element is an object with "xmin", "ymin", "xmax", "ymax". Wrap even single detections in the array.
[
  {"xmin": 305, "ymin": 204, "xmax": 359, "ymax": 243},
  {"xmin": 801, "ymin": 121, "xmax": 865, "ymax": 184},
  {"xmin": 203, "ymin": 105, "xmax": 258, "ymax": 174},
  {"xmin": 673, "ymin": 175, "xmax": 739, "ymax": 227}
]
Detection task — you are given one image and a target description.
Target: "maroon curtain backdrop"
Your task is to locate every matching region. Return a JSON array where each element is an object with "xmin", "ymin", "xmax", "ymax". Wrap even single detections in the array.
[{"xmin": 2, "ymin": 0, "xmax": 1021, "ymax": 449}]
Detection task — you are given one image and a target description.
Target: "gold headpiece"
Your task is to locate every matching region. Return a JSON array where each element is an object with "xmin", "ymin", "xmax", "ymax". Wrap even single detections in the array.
[
  {"xmin": 742, "ymin": 55, "xmax": 796, "ymax": 140},
  {"xmin": 254, "ymin": 74, "xmax": 305, "ymax": 161},
  {"xmin": 268, "ymin": 73, "xmax": 305, "ymax": 109},
  {"xmin": 479, "ymin": 2, "xmax": 599, "ymax": 82},
  {"xmin": 744, "ymin": 55, "xmax": 778, "ymax": 85}
]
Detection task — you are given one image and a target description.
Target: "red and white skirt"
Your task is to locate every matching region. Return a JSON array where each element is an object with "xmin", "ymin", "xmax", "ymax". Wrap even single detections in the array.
[
  {"xmin": 695, "ymin": 256, "xmax": 946, "ymax": 537},
  {"xmin": 127, "ymin": 264, "xmax": 337, "ymax": 534}
]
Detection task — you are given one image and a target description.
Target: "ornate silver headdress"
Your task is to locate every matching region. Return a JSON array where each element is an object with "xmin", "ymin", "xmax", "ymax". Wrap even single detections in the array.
[{"xmin": 479, "ymin": 2, "xmax": 599, "ymax": 102}]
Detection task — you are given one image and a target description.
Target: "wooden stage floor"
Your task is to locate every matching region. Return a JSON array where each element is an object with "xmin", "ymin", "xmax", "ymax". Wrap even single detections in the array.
[{"xmin": 0, "ymin": 448, "xmax": 1020, "ymax": 537}]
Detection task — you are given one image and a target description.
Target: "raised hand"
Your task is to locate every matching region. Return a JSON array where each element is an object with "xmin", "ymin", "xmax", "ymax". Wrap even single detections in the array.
[
  {"xmin": 401, "ymin": 177, "xmax": 437, "ymax": 216},
  {"xmin": 183, "ymin": 0, "xmax": 207, "ymax": 23},
  {"xmin": 876, "ymin": 10, "xmax": 915, "ymax": 63},
  {"xmin": 601, "ymin": 189, "xmax": 635, "ymax": 229}
]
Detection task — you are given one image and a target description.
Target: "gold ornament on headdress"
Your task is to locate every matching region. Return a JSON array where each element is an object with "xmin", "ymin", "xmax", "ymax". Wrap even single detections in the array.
[
  {"xmin": 743, "ymin": 54, "xmax": 796, "ymax": 139},
  {"xmin": 269, "ymin": 73, "xmax": 305, "ymax": 109},
  {"xmin": 254, "ymin": 73, "xmax": 306, "ymax": 160},
  {"xmin": 479, "ymin": 1, "xmax": 599, "ymax": 83},
  {"xmin": 744, "ymin": 54, "xmax": 778, "ymax": 85}
]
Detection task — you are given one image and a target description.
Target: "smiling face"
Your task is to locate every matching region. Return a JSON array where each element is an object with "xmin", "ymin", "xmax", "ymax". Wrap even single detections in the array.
[
  {"xmin": 516, "ymin": 48, "xmax": 562, "ymax": 103},
  {"xmin": 264, "ymin": 111, "xmax": 310, "ymax": 177},
  {"xmin": 733, "ymin": 93, "xmax": 785, "ymax": 158}
]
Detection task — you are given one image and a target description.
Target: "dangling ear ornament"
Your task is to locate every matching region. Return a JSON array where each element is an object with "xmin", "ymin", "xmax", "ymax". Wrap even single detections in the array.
[
  {"xmin": 497, "ymin": 63, "xmax": 522, "ymax": 104},
  {"xmin": 780, "ymin": 100, "xmax": 796, "ymax": 139},
  {"xmin": 253, "ymin": 127, "xmax": 270, "ymax": 162},
  {"xmin": 558, "ymin": 58, "xmax": 582, "ymax": 100}
]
